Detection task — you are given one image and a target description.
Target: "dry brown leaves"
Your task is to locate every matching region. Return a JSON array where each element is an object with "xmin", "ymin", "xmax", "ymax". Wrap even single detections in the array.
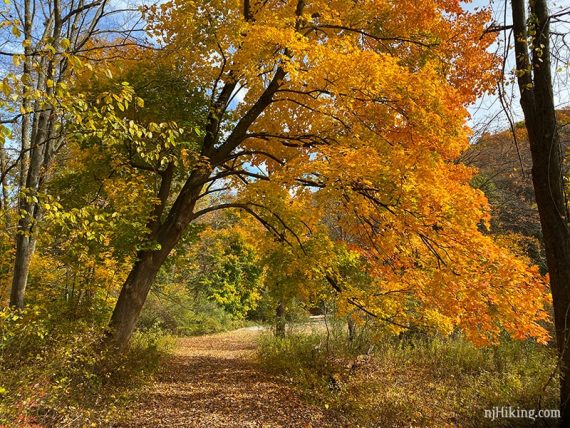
[{"xmin": 118, "ymin": 329, "xmax": 349, "ymax": 428}]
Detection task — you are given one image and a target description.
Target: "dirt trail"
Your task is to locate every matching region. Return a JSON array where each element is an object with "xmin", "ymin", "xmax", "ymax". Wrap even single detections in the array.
[{"xmin": 120, "ymin": 328, "xmax": 347, "ymax": 427}]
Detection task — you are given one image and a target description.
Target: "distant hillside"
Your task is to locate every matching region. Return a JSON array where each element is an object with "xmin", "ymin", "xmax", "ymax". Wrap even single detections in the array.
[{"xmin": 463, "ymin": 109, "xmax": 570, "ymax": 268}]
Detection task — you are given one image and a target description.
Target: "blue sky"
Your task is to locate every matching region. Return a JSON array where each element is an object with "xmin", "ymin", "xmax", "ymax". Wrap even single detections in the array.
[
  {"xmin": 107, "ymin": 0, "xmax": 569, "ymax": 136},
  {"xmin": 465, "ymin": 0, "xmax": 570, "ymax": 137}
]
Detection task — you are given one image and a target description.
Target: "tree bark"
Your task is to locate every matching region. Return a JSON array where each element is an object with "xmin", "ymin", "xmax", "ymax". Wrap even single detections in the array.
[
  {"xmin": 10, "ymin": 234, "xmax": 36, "ymax": 307},
  {"xmin": 108, "ymin": 250, "xmax": 168, "ymax": 347},
  {"xmin": 0, "ymin": 141, "xmax": 8, "ymax": 212},
  {"xmin": 10, "ymin": 108, "xmax": 52, "ymax": 307},
  {"xmin": 511, "ymin": 0, "xmax": 570, "ymax": 421}
]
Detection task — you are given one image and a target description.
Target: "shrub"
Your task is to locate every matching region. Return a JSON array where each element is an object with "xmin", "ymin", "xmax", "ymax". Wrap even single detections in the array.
[
  {"xmin": 138, "ymin": 284, "xmax": 241, "ymax": 336},
  {"xmin": 258, "ymin": 318, "xmax": 559, "ymax": 427},
  {"xmin": 0, "ymin": 306, "xmax": 173, "ymax": 427}
]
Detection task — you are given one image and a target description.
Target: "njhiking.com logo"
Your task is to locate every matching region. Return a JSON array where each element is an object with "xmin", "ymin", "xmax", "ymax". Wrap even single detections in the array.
[{"xmin": 484, "ymin": 406, "xmax": 560, "ymax": 422}]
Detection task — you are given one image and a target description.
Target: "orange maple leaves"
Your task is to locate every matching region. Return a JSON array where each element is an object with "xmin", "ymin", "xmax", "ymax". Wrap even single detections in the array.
[{"xmin": 140, "ymin": 0, "xmax": 549, "ymax": 344}]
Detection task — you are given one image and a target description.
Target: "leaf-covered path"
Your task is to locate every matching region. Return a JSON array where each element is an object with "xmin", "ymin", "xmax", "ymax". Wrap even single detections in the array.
[{"xmin": 120, "ymin": 328, "xmax": 348, "ymax": 427}]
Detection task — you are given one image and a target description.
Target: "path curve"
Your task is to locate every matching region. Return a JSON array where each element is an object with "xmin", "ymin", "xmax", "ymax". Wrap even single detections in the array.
[{"xmin": 120, "ymin": 328, "xmax": 348, "ymax": 427}]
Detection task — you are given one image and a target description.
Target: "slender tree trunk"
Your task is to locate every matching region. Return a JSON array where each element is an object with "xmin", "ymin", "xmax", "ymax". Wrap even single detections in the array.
[
  {"xmin": 275, "ymin": 301, "xmax": 286, "ymax": 338},
  {"xmin": 347, "ymin": 315, "xmax": 356, "ymax": 342},
  {"xmin": 10, "ymin": 0, "xmax": 33, "ymax": 308},
  {"xmin": 0, "ymin": 141, "xmax": 7, "ymax": 212},
  {"xmin": 511, "ymin": 0, "xmax": 570, "ymax": 421},
  {"xmin": 10, "ymin": 109, "xmax": 51, "ymax": 307},
  {"xmin": 18, "ymin": 0, "xmax": 32, "ymax": 190},
  {"xmin": 8, "ymin": 0, "xmax": 104, "ymax": 308},
  {"xmin": 10, "ymin": 234, "xmax": 36, "ymax": 307},
  {"xmin": 9, "ymin": 0, "xmax": 55, "ymax": 308}
]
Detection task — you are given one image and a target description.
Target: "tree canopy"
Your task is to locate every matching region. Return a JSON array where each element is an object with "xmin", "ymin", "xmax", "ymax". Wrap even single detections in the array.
[{"xmin": 0, "ymin": 0, "xmax": 552, "ymax": 347}]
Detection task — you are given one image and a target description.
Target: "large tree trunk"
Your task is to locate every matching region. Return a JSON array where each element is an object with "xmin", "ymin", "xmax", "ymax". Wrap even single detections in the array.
[
  {"xmin": 529, "ymin": 114, "xmax": 570, "ymax": 422},
  {"xmin": 108, "ymin": 249, "xmax": 169, "ymax": 348},
  {"xmin": 511, "ymin": 0, "xmax": 570, "ymax": 421},
  {"xmin": 107, "ymin": 171, "xmax": 209, "ymax": 349}
]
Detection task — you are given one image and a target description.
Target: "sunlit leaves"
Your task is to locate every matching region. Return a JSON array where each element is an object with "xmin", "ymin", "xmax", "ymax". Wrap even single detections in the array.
[{"xmin": 144, "ymin": 0, "xmax": 551, "ymax": 345}]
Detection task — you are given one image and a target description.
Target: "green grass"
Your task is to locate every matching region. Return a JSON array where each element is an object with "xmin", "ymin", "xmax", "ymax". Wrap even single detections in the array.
[{"xmin": 258, "ymin": 324, "xmax": 559, "ymax": 427}]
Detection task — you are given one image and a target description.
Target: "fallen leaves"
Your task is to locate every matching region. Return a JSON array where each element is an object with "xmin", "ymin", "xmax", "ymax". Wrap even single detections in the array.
[{"xmin": 119, "ymin": 329, "xmax": 348, "ymax": 427}]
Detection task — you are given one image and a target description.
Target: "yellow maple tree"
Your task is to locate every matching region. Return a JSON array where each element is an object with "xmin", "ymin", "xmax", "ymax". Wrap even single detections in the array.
[{"xmin": 98, "ymin": 0, "xmax": 550, "ymax": 348}]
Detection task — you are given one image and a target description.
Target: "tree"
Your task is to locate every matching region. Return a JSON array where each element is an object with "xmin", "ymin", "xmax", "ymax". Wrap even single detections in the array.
[
  {"xmin": 105, "ymin": 0, "xmax": 550, "ymax": 350},
  {"xmin": 510, "ymin": 0, "xmax": 570, "ymax": 420},
  {"xmin": 0, "ymin": 0, "xmax": 142, "ymax": 308},
  {"xmin": 258, "ymin": 224, "xmax": 333, "ymax": 338},
  {"xmin": 187, "ymin": 225, "xmax": 264, "ymax": 319}
]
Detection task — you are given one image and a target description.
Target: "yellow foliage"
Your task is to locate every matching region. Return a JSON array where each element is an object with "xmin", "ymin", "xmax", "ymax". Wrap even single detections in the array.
[{"xmin": 137, "ymin": 0, "xmax": 551, "ymax": 344}]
